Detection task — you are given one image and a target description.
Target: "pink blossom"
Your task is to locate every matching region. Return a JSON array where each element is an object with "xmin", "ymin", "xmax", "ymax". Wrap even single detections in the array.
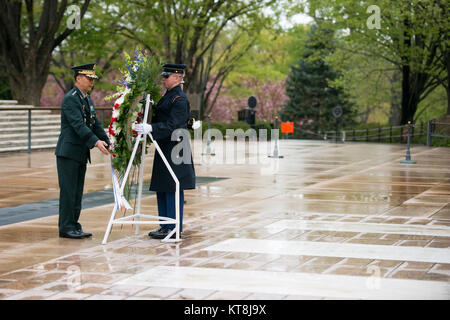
[
  {"xmin": 40, "ymin": 76, "xmax": 64, "ymax": 106},
  {"xmin": 205, "ymin": 76, "xmax": 288, "ymax": 123}
]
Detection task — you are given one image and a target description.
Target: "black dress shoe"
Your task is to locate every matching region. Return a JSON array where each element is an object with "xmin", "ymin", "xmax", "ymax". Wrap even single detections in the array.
[
  {"xmin": 59, "ymin": 230, "xmax": 85, "ymax": 239},
  {"xmin": 149, "ymin": 227, "xmax": 179, "ymax": 239},
  {"xmin": 77, "ymin": 228, "xmax": 92, "ymax": 238},
  {"xmin": 148, "ymin": 227, "xmax": 165, "ymax": 237}
]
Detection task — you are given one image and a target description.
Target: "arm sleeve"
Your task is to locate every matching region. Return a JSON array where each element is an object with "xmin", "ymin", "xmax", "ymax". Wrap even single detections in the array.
[
  {"xmin": 92, "ymin": 110, "xmax": 111, "ymax": 148},
  {"xmin": 151, "ymin": 97, "xmax": 188, "ymax": 140},
  {"xmin": 61, "ymin": 96, "xmax": 99, "ymax": 149}
]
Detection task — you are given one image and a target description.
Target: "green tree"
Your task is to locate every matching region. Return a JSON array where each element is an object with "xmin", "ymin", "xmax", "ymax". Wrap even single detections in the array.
[
  {"xmin": 307, "ymin": 0, "xmax": 449, "ymax": 124},
  {"xmin": 226, "ymin": 25, "xmax": 309, "ymax": 89},
  {"xmin": 325, "ymin": 40, "xmax": 400, "ymax": 124},
  {"xmin": 414, "ymin": 85, "xmax": 448, "ymax": 122},
  {"xmin": 209, "ymin": 24, "xmax": 309, "ymax": 120},
  {"xmin": 0, "ymin": 0, "xmax": 91, "ymax": 105},
  {"xmin": 49, "ymin": 0, "xmax": 132, "ymax": 94},
  {"xmin": 282, "ymin": 24, "xmax": 355, "ymax": 134},
  {"xmin": 0, "ymin": 59, "xmax": 12, "ymax": 100},
  {"xmin": 114, "ymin": 0, "xmax": 278, "ymax": 118}
]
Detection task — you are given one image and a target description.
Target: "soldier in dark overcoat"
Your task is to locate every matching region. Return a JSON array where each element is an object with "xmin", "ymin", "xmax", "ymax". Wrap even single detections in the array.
[
  {"xmin": 135, "ymin": 63, "xmax": 195, "ymax": 239},
  {"xmin": 55, "ymin": 63, "xmax": 110, "ymax": 239}
]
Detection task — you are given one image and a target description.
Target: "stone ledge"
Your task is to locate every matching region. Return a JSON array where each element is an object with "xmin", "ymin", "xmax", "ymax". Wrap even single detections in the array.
[{"xmin": 0, "ymin": 100, "xmax": 18, "ymax": 105}]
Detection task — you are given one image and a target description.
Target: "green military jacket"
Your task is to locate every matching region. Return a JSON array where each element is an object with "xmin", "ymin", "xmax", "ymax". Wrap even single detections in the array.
[{"xmin": 55, "ymin": 86, "xmax": 110, "ymax": 163}]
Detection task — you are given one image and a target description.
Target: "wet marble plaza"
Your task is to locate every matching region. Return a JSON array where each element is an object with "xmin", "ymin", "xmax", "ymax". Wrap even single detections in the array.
[{"xmin": 0, "ymin": 140, "xmax": 449, "ymax": 300}]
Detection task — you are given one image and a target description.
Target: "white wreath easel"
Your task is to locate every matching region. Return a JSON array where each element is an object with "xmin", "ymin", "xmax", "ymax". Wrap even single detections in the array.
[{"xmin": 102, "ymin": 93, "xmax": 181, "ymax": 244}]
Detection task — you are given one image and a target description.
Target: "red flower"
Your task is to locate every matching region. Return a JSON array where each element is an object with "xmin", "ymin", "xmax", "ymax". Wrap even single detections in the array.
[
  {"xmin": 109, "ymin": 126, "xmax": 116, "ymax": 136},
  {"xmin": 108, "ymin": 118, "xmax": 117, "ymax": 136}
]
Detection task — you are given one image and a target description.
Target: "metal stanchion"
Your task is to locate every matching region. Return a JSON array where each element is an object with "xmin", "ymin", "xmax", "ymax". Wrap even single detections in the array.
[
  {"xmin": 202, "ymin": 114, "xmax": 215, "ymax": 156},
  {"xmin": 269, "ymin": 116, "xmax": 283, "ymax": 158},
  {"xmin": 426, "ymin": 120, "xmax": 432, "ymax": 146},
  {"xmin": 400, "ymin": 121, "xmax": 416, "ymax": 164},
  {"xmin": 27, "ymin": 109, "xmax": 31, "ymax": 154}
]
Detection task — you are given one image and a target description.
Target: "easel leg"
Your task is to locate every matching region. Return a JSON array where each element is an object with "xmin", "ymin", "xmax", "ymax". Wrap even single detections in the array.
[
  {"xmin": 175, "ymin": 185, "xmax": 180, "ymax": 240},
  {"xmin": 104, "ymin": 93, "xmax": 162, "ymax": 243},
  {"xmin": 135, "ymin": 134, "xmax": 147, "ymax": 235},
  {"xmin": 102, "ymin": 206, "xmax": 118, "ymax": 245}
]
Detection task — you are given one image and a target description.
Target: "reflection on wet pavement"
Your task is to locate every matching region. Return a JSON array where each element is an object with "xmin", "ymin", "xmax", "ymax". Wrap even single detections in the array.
[{"xmin": 0, "ymin": 140, "xmax": 449, "ymax": 300}]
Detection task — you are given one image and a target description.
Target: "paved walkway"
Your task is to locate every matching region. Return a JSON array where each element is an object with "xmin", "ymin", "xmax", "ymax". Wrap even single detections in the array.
[{"xmin": 0, "ymin": 140, "xmax": 449, "ymax": 300}]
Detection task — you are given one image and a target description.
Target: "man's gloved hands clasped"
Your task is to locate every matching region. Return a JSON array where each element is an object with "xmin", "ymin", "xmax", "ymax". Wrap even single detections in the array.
[{"xmin": 134, "ymin": 123, "xmax": 153, "ymax": 135}]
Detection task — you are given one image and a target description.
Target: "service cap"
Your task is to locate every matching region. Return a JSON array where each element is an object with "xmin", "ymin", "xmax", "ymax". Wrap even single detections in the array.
[
  {"xmin": 160, "ymin": 63, "xmax": 186, "ymax": 77},
  {"xmin": 71, "ymin": 63, "xmax": 98, "ymax": 79}
]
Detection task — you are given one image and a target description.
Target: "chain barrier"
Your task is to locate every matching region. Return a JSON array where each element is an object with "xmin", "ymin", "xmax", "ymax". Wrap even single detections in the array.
[
  {"xmin": 291, "ymin": 123, "xmax": 421, "ymax": 143},
  {"xmin": 290, "ymin": 121, "xmax": 449, "ymax": 146}
]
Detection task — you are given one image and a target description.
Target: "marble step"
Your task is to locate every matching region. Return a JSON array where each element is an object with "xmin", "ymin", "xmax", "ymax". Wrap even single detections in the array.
[
  {"xmin": 0, "ymin": 106, "xmax": 60, "ymax": 152},
  {"xmin": 0, "ymin": 119, "xmax": 60, "ymax": 126},
  {"xmin": 0, "ymin": 131, "xmax": 60, "ymax": 140},
  {"xmin": 0, "ymin": 128, "xmax": 108, "ymax": 152},
  {"xmin": 0, "ymin": 111, "xmax": 56, "ymax": 117},
  {"xmin": 0, "ymin": 105, "xmax": 51, "ymax": 112},
  {"xmin": 0, "ymin": 100, "xmax": 18, "ymax": 105},
  {"xmin": 0, "ymin": 143, "xmax": 58, "ymax": 152},
  {"xmin": 0, "ymin": 104, "xmax": 32, "ymax": 108},
  {"xmin": 0, "ymin": 137, "xmax": 58, "ymax": 148},
  {"xmin": 0, "ymin": 114, "xmax": 60, "ymax": 122},
  {"xmin": 0, "ymin": 124, "xmax": 61, "ymax": 134}
]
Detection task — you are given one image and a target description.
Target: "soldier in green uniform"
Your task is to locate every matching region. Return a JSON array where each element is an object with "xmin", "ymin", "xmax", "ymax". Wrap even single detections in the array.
[{"xmin": 55, "ymin": 63, "xmax": 110, "ymax": 239}]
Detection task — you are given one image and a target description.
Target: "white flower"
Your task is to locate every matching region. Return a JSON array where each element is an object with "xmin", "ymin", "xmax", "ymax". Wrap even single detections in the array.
[{"xmin": 112, "ymin": 108, "xmax": 120, "ymax": 119}]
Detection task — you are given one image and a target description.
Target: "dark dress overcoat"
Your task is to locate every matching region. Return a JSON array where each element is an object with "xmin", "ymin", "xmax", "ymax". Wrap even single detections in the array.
[{"xmin": 149, "ymin": 85, "xmax": 196, "ymax": 192}]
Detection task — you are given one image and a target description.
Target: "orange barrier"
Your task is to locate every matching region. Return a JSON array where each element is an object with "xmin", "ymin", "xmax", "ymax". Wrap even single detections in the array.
[{"xmin": 281, "ymin": 122, "xmax": 294, "ymax": 134}]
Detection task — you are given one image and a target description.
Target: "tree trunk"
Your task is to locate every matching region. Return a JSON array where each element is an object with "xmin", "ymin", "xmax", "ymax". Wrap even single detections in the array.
[
  {"xmin": 399, "ymin": 15, "xmax": 417, "ymax": 125},
  {"xmin": 446, "ymin": 85, "xmax": 450, "ymax": 116},
  {"xmin": 389, "ymin": 70, "xmax": 402, "ymax": 125},
  {"xmin": 446, "ymin": 54, "xmax": 450, "ymax": 116},
  {"xmin": 8, "ymin": 58, "xmax": 52, "ymax": 106},
  {"xmin": 400, "ymin": 65, "xmax": 412, "ymax": 124},
  {"xmin": 0, "ymin": 0, "xmax": 90, "ymax": 106},
  {"xmin": 400, "ymin": 81, "xmax": 421, "ymax": 124},
  {"xmin": 10, "ymin": 75, "xmax": 47, "ymax": 106},
  {"xmin": 400, "ymin": 62, "xmax": 425, "ymax": 124},
  {"xmin": 400, "ymin": 63, "xmax": 432, "ymax": 124}
]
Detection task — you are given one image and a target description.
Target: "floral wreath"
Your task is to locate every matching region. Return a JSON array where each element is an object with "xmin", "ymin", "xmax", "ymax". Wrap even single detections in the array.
[{"xmin": 105, "ymin": 50, "xmax": 162, "ymax": 174}]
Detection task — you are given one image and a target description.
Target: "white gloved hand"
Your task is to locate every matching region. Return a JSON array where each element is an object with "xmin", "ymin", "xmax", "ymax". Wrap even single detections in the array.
[
  {"xmin": 192, "ymin": 119, "xmax": 201, "ymax": 130},
  {"xmin": 134, "ymin": 123, "xmax": 152, "ymax": 135}
]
